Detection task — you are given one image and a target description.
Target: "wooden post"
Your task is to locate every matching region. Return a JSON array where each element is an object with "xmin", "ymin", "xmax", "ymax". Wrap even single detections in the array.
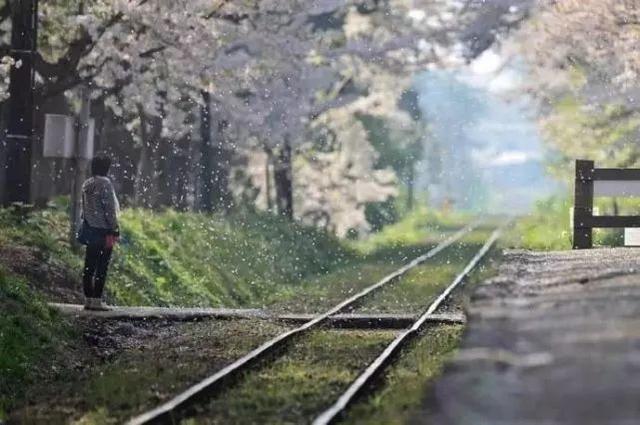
[{"xmin": 573, "ymin": 159, "xmax": 594, "ymax": 249}]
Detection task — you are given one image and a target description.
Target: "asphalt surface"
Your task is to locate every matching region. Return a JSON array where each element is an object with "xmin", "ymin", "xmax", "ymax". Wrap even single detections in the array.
[{"xmin": 418, "ymin": 248, "xmax": 640, "ymax": 425}]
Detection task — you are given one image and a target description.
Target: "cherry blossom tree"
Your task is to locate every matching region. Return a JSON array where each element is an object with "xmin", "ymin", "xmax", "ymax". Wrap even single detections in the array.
[{"xmin": 517, "ymin": 0, "xmax": 640, "ymax": 180}]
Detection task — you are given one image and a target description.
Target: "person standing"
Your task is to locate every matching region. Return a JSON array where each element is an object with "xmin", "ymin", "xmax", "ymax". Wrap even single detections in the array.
[{"xmin": 77, "ymin": 156, "xmax": 120, "ymax": 311}]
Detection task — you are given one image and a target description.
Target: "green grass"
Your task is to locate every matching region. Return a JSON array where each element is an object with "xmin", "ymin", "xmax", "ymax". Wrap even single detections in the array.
[
  {"xmin": 353, "ymin": 207, "xmax": 471, "ymax": 254},
  {"xmin": 9, "ymin": 319, "xmax": 291, "ymax": 424},
  {"xmin": 508, "ymin": 197, "xmax": 573, "ymax": 251},
  {"xmin": 356, "ymin": 230, "xmax": 494, "ymax": 314},
  {"xmin": 0, "ymin": 268, "xmax": 73, "ymax": 420},
  {"xmin": 185, "ymin": 329, "xmax": 397, "ymax": 424},
  {"xmin": 109, "ymin": 208, "xmax": 355, "ymax": 307},
  {"xmin": 0, "ymin": 205, "xmax": 355, "ymax": 308},
  {"xmin": 343, "ymin": 324, "xmax": 464, "ymax": 424},
  {"xmin": 508, "ymin": 196, "xmax": 628, "ymax": 251},
  {"xmin": 0, "ymin": 203, "xmax": 473, "ymax": 310}
]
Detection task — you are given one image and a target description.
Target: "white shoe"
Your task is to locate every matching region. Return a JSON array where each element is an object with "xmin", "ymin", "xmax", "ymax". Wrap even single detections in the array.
[
  {"xmin": 83, "ymin": 297, "xmax": 92, "ymax": 310},
  {"xmin": 90, "ymin": 298, "xmax": 112, "ymax": 311}
]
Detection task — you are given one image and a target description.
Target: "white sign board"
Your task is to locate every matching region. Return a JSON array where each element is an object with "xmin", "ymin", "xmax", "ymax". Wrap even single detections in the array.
[
  {"xmin": 625, "ymin": 228, "xmax": 640, "ymax": 246},
  {"xmin": 43, "ymin": 114, "xmax": 75, "ymax": 158},
  {"xmin": 43, "ymin": 114, "xmax": 95, "ymax": 159},
  {"xmin": 594, "ymin": 180, "xmax": 640, "ymax": 197}
]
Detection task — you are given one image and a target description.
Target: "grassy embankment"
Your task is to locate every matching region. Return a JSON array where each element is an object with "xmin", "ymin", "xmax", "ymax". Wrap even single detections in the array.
[
  {"xmin": 0, "ymin": 203, "xmax": 470, "ymax": 308},
  {"xmin": 0, "ymin": 204, "xmax": 472, "ymax": 421},
  {"xmin": 0, "ymin": 269, "xmax": 75, "ymax": 419},
  {"xmin": 509, "ymin": 196, "xmax": 635, "ymax": 251}
]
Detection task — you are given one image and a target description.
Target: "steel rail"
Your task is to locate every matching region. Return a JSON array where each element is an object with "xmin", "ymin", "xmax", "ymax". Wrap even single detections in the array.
[
  {"xmin": 312, "ymin": 226, "xmax": 504, "ymax": 425},
  {"xmin": 127, "ymin": 223, "xmax": 480, "ymax": 425}
]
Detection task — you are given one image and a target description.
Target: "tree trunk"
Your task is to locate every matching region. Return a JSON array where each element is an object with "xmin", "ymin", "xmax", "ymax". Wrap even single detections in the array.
[
  {"xmin": 199, "ymin": 91, "xmax": 233, "ymax": 213},
  {"xmin": 274, "ymin": 140, "xmax": 294, "ymax": 220},
  {"xmin": 211, "ymin": 119, "xmax": 233, "ymax": 213},
  {"xmin": 4, "ymin": 0, "xmax": 37, "ymax": 206},
  {"xmin": 406, "ymin": 163, "xmax": 415, "ymax": 211},
  {"xmin": 265, "ymin": 148, "xmax": 273, "ymax": 211},
  {"xmin": 168, "ymin": 135, "xmax": 192, "ymax": 211},
  {"xmin": 155, "ymin": 137, "xmax": 173, "ymax": 208},
  {"xmin": 69, "ymin": 87, "xmax": 91, "ymax": 247},
  {"xmin": 199, "ymin": 91, "xmax": 213, "ymax": 211},
  {"xmin": 134, "ymin": 106, "xmax": 158, "ymax": 208},
  {"xmin": 0, "ymin": 101, "xmax": 8, "ymax": 204}
]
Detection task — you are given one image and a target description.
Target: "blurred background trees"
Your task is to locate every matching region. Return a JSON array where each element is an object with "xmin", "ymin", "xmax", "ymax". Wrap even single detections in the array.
[
  {"xmin": 517, "ymin": 0, "xmax": 640, "ymax": 180},
  {"xmin": 0, "ymin": 0, "xmax": 538, "ymax": 236}
]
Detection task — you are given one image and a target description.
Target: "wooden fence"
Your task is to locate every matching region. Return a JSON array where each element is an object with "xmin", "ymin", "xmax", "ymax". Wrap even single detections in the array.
[{"xmin": 573, "ymin": 159, "xmax": 640, "ymax": 249}]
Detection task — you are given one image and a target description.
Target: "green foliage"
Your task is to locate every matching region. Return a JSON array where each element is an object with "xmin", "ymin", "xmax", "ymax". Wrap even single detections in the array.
[
  {"xmin": 354, "ymin": 206, "xmax": 470, "ymax": 253},
  {"xmin": 356, "ymin": 113, "xmax": 422, "ymax": 175},
  {"xmin": 0, "ymin": 204, "xmax": 81, "ymax": 269},
  {"xmin": 110, "ymin": 208, "xmax": 355, "ymax": 306},
  {"xmin": 0, "ymin": 269, "xmax": 70, "ymax": 419},
  {"xmin": 365, "ymin": 199, "xmax": 399, "ymax": 232},
  {"xmin": 544, "ymin": 96, "xmax": 640, "ymax": 180},
  {"xmin": 509, "ymin": 196, "xmax": 573, "ymax": 251},
  {"xmin": 508, "ymin": 195, "xmax": 632, "ymax": 251}
]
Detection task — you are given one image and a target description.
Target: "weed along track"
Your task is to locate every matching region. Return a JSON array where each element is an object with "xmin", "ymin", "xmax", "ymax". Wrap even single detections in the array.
[{"xmin": 125, "ymin": 223, "xmax": 480, "ymax": 424}]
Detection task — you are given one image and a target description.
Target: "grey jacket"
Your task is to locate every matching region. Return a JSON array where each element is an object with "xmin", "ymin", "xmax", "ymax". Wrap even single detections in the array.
[{"xmin": 81, "ymin": 176, "xmax": 120, "ymax": 232}]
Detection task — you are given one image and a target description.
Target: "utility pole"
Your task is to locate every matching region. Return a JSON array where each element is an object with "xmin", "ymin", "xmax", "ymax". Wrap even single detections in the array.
[
  {"xmin": 4, "ymin": 0, "xmax": 38, "ymax": 206},
  {"xmin": 69, "ymin": 86, "xmax": 91, "ymax": 247}
]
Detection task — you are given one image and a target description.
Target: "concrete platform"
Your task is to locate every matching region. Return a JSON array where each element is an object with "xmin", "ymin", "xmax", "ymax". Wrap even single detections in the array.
[
  {"xmin": 50, "ymin": 303, "xmax": 465, "ymax": 329},
  {"xmin": 418, "ymin": 248, "xmax": 640, "ymax": 425}
]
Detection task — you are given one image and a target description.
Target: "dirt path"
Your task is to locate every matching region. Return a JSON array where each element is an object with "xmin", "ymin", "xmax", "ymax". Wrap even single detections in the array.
[{"xmin": 418, "ymin": 248, "xmax": 640, "ymax": 425}]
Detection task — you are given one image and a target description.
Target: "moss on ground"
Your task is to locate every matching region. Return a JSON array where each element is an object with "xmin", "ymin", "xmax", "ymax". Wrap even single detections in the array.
[
  {"xmin": 356, "ymin": 229, "xmax": 495, "ymax": 314},
  {"xmin": 8, "ymin": 319, "xmax": 291, "ymax": 424},
  {"xmin": 184, "ymin": 329, "xmax": 397, "ymax": 425},
  {"xmin": 342, "ymin": 324, "xmax": 464, "ymax": 425}
]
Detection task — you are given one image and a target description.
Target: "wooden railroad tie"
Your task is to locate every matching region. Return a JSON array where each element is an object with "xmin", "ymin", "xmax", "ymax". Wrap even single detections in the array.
[{"xmin": 49, "ymin": 303, "xmax": 465, "ymax": 329}]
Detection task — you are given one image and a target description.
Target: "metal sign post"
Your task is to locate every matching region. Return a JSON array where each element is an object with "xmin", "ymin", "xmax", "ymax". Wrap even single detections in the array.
[
  {"xmin": 43, "ymin": 86, "xmax": 94, "ymax": 247},
  {"xmin": 69, "ymin": 87, "xmax": 92, "ymax": 247}
]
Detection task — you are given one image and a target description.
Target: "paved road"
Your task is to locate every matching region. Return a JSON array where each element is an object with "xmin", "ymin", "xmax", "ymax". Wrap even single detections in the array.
[{"xmin": 418, "ymin": 248, "xmax": 640, "ymax": 425}]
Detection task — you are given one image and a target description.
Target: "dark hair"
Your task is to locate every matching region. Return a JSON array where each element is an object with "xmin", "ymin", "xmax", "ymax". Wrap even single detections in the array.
[{"xmin": 91, "ymin": 156, "xmax": 111, "ymax": 176}]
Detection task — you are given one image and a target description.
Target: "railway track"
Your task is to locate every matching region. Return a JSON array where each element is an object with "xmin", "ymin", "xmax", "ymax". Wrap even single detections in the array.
[
  {"xmin": 313, "ymin": 226, "xmax": 503, "ymax": 425},
  {"xmin": 127, "ymin": 222, "xmax": 486, "ymax": 425}
]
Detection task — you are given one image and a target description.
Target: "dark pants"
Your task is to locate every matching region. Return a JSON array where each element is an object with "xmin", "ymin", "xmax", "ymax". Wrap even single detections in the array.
[{"xmin": 83, "ymin": 241, "xmax": 113, "ymax": 299}]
